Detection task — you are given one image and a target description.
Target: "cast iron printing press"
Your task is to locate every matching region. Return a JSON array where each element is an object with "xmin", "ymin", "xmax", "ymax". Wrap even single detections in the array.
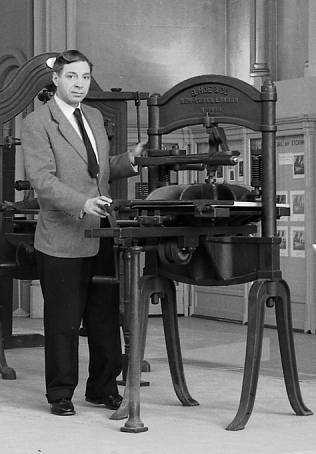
[
  {"xmin": 0, "ymin": 54, "xmax": 312, "ymax": 432},
  {"xmin": 85, "ymin": 74, "xmax": 313, "ymax": 432}
]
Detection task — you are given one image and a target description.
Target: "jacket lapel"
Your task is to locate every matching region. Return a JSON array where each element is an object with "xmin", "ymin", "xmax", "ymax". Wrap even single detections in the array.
[
  {"xmin": 81, "ymin": 104, "xmax": 106, "ymax": 179},
  {"xmin": 47, "ymin": 99, "xmax": 88, "ymax": 165}
]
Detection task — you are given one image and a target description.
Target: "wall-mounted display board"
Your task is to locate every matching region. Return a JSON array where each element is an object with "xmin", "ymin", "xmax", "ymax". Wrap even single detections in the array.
[
  {"xmin": 192, "ymin": 117, "xmax": 316, "ymax": 333},
  {"xmin": 268, "ymin": 118, "xmax": 315, "ymax": 333}
]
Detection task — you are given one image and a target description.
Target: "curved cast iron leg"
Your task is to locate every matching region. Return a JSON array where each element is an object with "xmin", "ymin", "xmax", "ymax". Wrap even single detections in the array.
[
  {"xmin": 113, "ymin": 272, "xmax": 198, "ymax": 428},
  {"xmin": 226, "ymin": 279, "xmax": 267, "ymax": 431},
  {"xmin": 275, "ymin": 279, "xmax": 312, "ymax": 416},
  {"xmin": 0, "ymin": 320, "xmax": 16, "ymax": 380},
  {"xmin": 160, "ymin": 276, "xmax": 199, "ymax": 407},
  {"xmin": 227, "ymin": 279, "xmax": 313, "ymax": 431}
]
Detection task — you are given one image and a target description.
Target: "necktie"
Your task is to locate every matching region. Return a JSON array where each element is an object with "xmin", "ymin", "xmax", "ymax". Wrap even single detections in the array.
[{"xmin": 74, "ymin": 108, "xmax": 99, "ymax": 178}]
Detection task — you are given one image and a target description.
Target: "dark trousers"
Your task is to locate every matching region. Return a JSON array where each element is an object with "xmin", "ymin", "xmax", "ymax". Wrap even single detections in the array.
[{"xmin": 36, "ymin": 237, "xmax": 122, "ymax": 403}]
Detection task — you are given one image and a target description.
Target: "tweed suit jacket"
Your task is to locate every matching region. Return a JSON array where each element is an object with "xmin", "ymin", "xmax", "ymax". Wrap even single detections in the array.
[{"xmin": 21, "ymin": 98, "xmax": 136, "ymax": 258}]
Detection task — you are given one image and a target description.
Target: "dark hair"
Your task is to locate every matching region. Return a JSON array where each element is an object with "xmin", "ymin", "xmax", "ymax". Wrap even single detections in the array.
[{"xmin": 52, "ymin": 50, "xmax": 93, "ymax": 75}]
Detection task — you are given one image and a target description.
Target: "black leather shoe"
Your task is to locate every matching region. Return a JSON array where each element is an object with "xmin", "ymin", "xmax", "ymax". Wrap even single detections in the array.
[
  {"xmin": 85, "ymin": 394, "xmax": 123, "ymax": 410},
  {"xmin": 50, "ymin": 398, "xmax": 76, "ymax": 416}
]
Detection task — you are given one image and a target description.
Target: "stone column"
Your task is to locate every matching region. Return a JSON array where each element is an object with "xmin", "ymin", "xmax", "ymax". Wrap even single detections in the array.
[
  {"xmin": 34, "ymin": 0, "xmax": 77, "ymax": 54},
  {"xmin": 250, "ymin": 0, "xmax": 270, "ymax": 78},
  {"xmin": 305, "ymin": 0, "xmax": 316, "ymax": 76}
]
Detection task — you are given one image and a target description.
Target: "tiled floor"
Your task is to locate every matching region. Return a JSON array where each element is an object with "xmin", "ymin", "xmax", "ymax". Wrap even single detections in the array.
[{"xmin": 1, "ymin": 315, "xmax": 316, "ymax": 454}]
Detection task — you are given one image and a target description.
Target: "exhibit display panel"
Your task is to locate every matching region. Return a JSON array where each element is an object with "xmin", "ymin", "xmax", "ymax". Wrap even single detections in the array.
[{"xmin": 193, "ymin": 118, "xmax": 316, "ymax": 333}]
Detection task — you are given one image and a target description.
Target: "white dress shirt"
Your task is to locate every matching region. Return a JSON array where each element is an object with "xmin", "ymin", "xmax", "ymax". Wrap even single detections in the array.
[{"xmin": 54, "ymin": 94, "xmax": 99, "ymax": 163}]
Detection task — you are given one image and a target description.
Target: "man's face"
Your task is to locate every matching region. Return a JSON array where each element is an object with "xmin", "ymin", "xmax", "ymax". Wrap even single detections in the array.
[{"xmin": 53, "ymin": 61, "xmax": 91, "ymax": 107}]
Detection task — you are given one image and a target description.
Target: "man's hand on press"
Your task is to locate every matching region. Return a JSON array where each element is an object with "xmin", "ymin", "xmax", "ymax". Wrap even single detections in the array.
[
  {"xmin": 83, "ymin": 142, "xmax": 147, "ymax": 218},
  {"xmin": 84, "ymin": 195, "xmax": 112, "ymax": 218},
  {"xmin": 128, "ymin": 141, "xmax": 147, "ymax": 165}
]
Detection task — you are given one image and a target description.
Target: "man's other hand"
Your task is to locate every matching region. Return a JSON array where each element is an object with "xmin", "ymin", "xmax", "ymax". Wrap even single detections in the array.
[
  {"xmin": 128, "ymin": 141, "xmax": 147, "ymax": 164},
  {"xmin": 84, "ymin": 195, "xmax": 112, "ymax": 217}
]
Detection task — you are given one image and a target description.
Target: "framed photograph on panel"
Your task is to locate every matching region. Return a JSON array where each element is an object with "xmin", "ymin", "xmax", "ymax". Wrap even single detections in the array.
[
  {"xmin": 238, "ymin": 159, "xmax": 244, "ymax": 181},
  {"xmin": 276, "ymin": 226, "xmax": 288, "ymax": 257},
  {"xmin": 293, "ymin": 152, "xmax": 304, "ymax": 179},
  {"xmin": 290, "ymin": 190, "xmax": 304, "ymax": 221},
  {"xmin": 276, "ymin": 191, "xmax": 288, "ymax": 205},
  {"xmin": 290, "ymin": 226, "xmax": 305, "ymax": 258},
  {"xmin": 229, "ymin": 166, "xmax": 235, "ymax": 181},
  {"xmin": 217, "ymin": 165, "xmax": 224, "ymax": 180}
]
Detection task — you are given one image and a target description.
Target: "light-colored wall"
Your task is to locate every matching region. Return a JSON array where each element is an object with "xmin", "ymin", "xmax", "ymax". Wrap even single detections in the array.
[
  {"xmin": 0, "ymin": 0, "xmax": 33, "ymax": 62},
  {"xmin": 75, "ymin": 0, "xmax": 229, "ymax": 127},
  {"xmin": 76, "ymin": 0, "xmax": 227, "ymax": 95},
  {"xmin": 226, "ymin": 0, "xmax": 252, "ymax": 82},
  {"xmin": 276, "ymin": 0, "xmax": 308, "ymax": 80}
]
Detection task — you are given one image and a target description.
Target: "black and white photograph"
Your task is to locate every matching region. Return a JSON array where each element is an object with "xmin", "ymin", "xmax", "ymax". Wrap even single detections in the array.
[
  {"xmin": 229, "ymin": 166, "xmax": 235, "ymax": 181},
  {"xmin": 276, "ymin": 226, "xmax": 288, "ymax": 256},
  {"xmin": 293, "ymin": 152, "xmax": 304, "ymax": 178},
  {"xmin": 291, "ymin": 226, "xmax": 305, "ymax": 258},
  {"xmin": 216, "ymin": 164, "xmax": 224, "ymax": 179},
  {"xmin": 238, "ymin": 159, "xmax": 244, "ymax": 180},
  {"xmin": 290, "ymin": 190, "xmax": 305, "ymax": 221},
  {"xmin": 0, "ymin": 2, "xmax": 315, "ymax": 454},
  {"xmin": 276, "ymin": 190, "xmax": 288, "ymax": 205}
]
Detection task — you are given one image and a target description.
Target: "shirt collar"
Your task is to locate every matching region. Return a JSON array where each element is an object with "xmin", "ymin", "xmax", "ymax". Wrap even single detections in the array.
[{"xmin": 54, "ymin": 94, "xmax": 81, "ymax": 119}]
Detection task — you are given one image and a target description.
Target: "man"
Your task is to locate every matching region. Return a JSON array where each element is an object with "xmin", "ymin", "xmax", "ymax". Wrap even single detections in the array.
[{"xmin": 21, "ymin": 50, "xmax": 146, "ymax": 416}]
